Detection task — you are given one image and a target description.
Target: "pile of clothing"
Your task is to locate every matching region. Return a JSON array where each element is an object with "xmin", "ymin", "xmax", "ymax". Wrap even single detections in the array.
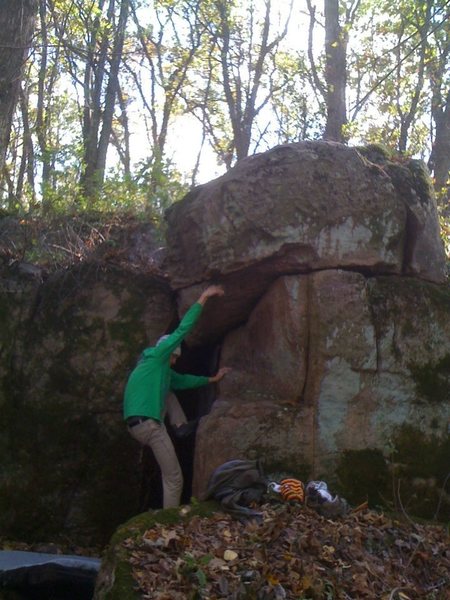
[
  {"xmin": 204, "ymin": 459, "xmax": 350, "ymax": 519},
  {"xmin": 203, "ymin": 459, "xmax": 268, "ymax": 519}
]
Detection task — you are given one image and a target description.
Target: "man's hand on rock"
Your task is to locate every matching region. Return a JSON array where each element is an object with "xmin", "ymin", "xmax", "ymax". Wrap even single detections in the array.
[
  {"xmin": 198, "ymin": 285, "xmax": 225, "ymax": 305},
  {"xmin": 209, "ymin": 367, "xmax": 232, "ymax": 383}
]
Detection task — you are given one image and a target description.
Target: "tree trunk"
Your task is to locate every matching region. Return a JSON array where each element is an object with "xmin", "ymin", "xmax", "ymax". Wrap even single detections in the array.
[
  {"xmin": 430, "ymin": 89, "xmax": 450, "ymax": 203},
  {"xmin": 36, "ymin": 0, "xmax": 51, "ymax": 192},
  {"xmin": 215, "ymin": 0, "xmax": 292, "ymax": 164},
  {"xmin": 117, "ymin": 85, "xmax": 131, "ymax": 177},
  {"xmin": 323, "ymin": 0, "xmax": 347, "ymax": 142},
  {"xmin": 80, "ymin": 0, "xmax": 129, "ymax": 199},
  {"xmin": 396, "ymin": 2, "xmax": 430, "ymax": 154},
  {"xmin": 0, "ymin": 0, "xmax": 38, "ymax": 175},
  {"xmin": 18, "ymin": 84, "xmax": 36, "ymax": 204},
  {"xmin": 81, "ymin": 0, "xmax": 108, "ymax": 180},
  {"xmin": 427, "ymin": 11, "xmax": 450, "ymax": 203},
  {"xmin": 96, "ymin": 0, "xmax": 129, "ymax": 182}
]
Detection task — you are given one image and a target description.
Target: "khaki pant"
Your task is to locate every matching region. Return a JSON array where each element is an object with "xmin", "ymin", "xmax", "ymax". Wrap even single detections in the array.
[{"xmin": 128, "ymin": 394, "xmax": 187, "ymax": 508}]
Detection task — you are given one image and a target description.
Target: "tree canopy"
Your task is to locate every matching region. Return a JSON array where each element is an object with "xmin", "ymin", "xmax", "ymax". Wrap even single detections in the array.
[{"xmin": 0, "ymin": 0, "xmax": 448, "ymax": 237}]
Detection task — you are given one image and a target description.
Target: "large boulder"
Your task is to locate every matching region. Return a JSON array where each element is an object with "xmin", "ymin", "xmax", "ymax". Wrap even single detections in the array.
[
  {"xmin": 162, "ymin": 141, "xmax": 448, "ymax": 517},
  {"xmin": 164, "ymin": 142, "xmax": 446, "ymax": 345}
]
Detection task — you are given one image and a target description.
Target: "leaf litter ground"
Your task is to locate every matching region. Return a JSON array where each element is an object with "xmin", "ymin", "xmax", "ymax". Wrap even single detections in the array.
[{"xmin": 123, "ymin": 502, "xmax": 450, "ymax": 599}]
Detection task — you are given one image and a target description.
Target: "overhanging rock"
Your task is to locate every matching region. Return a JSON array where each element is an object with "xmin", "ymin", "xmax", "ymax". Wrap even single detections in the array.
[{"xmin": 164, "ymin": 142, "xmax": 446, "ymax": 346}]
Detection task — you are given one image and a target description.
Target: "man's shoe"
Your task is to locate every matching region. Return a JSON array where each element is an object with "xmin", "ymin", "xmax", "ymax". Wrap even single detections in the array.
[{"xmin": 173, "ymin": 420, "xmax": 198, "ymax": 439}]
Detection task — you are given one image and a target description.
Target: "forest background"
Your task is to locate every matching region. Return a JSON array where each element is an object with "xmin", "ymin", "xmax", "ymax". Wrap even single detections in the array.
[{"xmin": 0, "ymin": 0, "xmax": 449, "ymax": 259}]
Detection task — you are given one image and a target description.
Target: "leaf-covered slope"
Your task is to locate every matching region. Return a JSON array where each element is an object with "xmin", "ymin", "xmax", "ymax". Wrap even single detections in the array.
[{"xmin": 98, "ymin": 503, "xmax": 450, "ymax": 599}]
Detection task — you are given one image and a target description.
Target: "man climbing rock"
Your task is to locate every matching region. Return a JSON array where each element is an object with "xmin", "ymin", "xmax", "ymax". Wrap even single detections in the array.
[{"xmin": 124, "ymin": 285, "xmax": 231, "ymax": 509}]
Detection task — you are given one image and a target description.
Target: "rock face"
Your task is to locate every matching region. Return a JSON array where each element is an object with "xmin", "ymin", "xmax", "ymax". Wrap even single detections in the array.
[
  {"xmin": 0, "ymin": 259, "xmax": 176, "ymax": 544},
  {"xmin": 162, "ymin": 142, "xmax": 449, "ymax": 514},
  {"xmin": 1, "ymin": 141, "xmax": 449, "ymax": 544},
  {"xmin": 165, "ymin": 142, "xmax": 446, "ymax": 345},
  {"xmin": 193, "ymin": 272, "xmax": 450, "ymax": 501}
]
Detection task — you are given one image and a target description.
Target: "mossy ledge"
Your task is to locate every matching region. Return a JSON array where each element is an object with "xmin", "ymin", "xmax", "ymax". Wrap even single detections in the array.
[{"xmin": 93, "ymin": 501, "xmax": 219, "ymax": 600}]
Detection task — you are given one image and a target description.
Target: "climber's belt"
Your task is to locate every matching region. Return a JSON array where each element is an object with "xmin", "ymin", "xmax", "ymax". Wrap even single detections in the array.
[{"xmin": 127, "ymin": 416, "xmax": 150, "ymax": 427}]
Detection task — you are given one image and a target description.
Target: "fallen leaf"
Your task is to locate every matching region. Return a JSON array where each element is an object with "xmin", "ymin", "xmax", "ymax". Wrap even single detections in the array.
[{"xmin": 208, "ymin": 557, "xmax": 226, "ymax": 570}]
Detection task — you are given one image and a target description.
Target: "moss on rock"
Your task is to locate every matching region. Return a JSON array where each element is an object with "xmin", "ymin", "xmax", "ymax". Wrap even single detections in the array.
[
  {"xmin": 405, "ymin": 159, "xmax": 436, "ymax": 206},
  {"xmin": 0, "ymin": 260, "xmax": 176, "ymax": 546},
  {"xmin": 94, "ymin": 502, "xmax": 219, "ymax": 600},
  {"xmin": 356, "ymin": 143, "xmax": 395, "ymax": 164},
  {"xmin": 336, "ymin": 426, "xmax": 450, "ymax": 521},
  {"xmin": 409, "ymin": 354, "xmax": 450, "ymax": 404},
  {"xmin": 391, "ymin": 424, "xmax": 450, "ymax": 483},
  {"xmin": 336, "ymin": 448, "xmax": 390, "ymax": 507},
  {"xmin": 390, "ymin": 425, "xmax": 450, "ymax": 521}
]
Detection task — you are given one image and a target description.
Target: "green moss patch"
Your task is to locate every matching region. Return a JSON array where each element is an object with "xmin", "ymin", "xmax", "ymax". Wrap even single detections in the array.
[
  {"xmin": 0, "ymin": 398, "xmax": 141, "ymax": 545},
  {"xmin": 391, "ymin": 425, "xmax": 450, "ymax": 484},
  {"xmin": 389, "ymin": 425, "xmax": 450, "ymax": 520},
  {"xmin": 0, "ymin": 258, "xmax": 176, "ymax": 546},
  {"xmin": 409, "ymin": 354, "xmax": 450, "ymax": 404},
  {"xmin": 336, "ymin": 448, "xmax": 390, "ymax": 507},
  {"xmin": 336, "ymin": 426, "xmax": 450, "ymax": 521},
  {"xmin": 355, "ymin": 146, "xmax": 435, "ymax": 208},
  {"xmin": 356, "ymin": 143, "xmax": 395, "ymax": 164},
  {"xmin": 95, "ymin": 502, "xmax": 219, "ymax": 600},
  {"xmin": 405, "ymin": 159, "xmax": 435, "ymax": 206}
]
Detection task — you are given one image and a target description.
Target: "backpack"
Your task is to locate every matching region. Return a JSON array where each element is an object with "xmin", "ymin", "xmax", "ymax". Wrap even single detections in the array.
[{"xmin": 203, "ymin": 459, "xmax": 268, "ymax": 518}]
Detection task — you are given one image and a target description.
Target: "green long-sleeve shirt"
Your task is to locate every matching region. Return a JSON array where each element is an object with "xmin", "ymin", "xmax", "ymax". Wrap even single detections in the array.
[{"xmin": 123, "ymin": 302, "xmax": 209, "ymax": 421}]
